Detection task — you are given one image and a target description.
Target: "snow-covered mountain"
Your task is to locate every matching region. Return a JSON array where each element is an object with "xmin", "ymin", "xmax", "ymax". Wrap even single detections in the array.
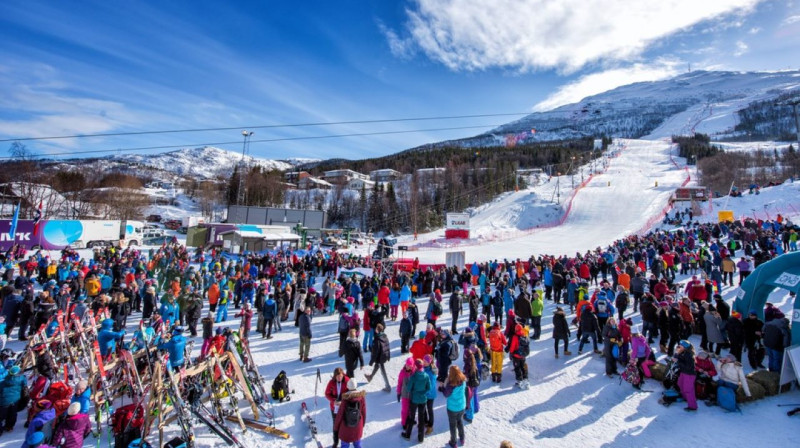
[
  {"xmin": 418, "ymin": 70, "xmax": 800, "ymax": 150},
  {"xmin": 110, "ymin": 146, "xmax": 314, "ymax": 179}
]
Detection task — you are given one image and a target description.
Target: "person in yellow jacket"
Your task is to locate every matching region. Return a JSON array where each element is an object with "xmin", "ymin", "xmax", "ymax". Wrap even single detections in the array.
[{"xmin": 86, "ymin": 274, "xmax": 101, "ymax": 298}]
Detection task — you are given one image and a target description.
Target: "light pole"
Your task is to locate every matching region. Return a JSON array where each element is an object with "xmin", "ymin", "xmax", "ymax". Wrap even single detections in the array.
[
  {"xmin": 571, "ymin": 156, "xmax": 576, "ymax": 189},
  {"xmin": 237, "ymin": 130, "xmax": 254, "ymax": 206}
]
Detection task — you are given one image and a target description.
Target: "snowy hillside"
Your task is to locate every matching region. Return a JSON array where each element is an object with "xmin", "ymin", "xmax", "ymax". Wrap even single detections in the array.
[
  {"xmin": 422, "ymin": 70, "xmax": 800, "ymax": 150},
  {"xmin": 112, "ymin": 146, "xmax": 299, "ymax": 179}
]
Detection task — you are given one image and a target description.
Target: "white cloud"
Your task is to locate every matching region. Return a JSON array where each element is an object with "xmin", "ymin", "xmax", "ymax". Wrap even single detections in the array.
[
  {"xmin": 783, "ymin": 15, "xmax": 800, "ymax": 25},
  {"xmin": 533, "ymin": 61, "xmax": 682, "ymax": 111},
  {"xmin": 748, "ymin": 26, "xmax": 762, "ymax": 34},
  {"xmin": 388, "ymin": 0, "xmax": 764, "ymax": 72},
  {"xmin": 734, "ymin": 40, "xmax": 749, "ymax": 56}
]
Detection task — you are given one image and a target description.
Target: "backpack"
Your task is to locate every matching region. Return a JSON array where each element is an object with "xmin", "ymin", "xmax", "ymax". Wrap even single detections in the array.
[
  {"xmin": 448, "ymin": 341, "xmax": 459, "ymax": 361},
  {"xmin": 271, "ymin": 371, "xmax": 290, "ymax": 401},
  {"xmin": 344, "ymin": 400, "xmax": 361, "ymax": 427},
  {"xmin": 338, "ymin": 316, "xmax": 349, "ymax": 333},
  {"xmin": 111, "ymin": 403, "xmax": 145, "ymax": 436},
  {"xmin": 621, "ymin": 361, "xmax": 641, "ymax": 387},
  {"xmin": 595, "ymin": 299, "xmax": 607, "ymax": 313},
  {"xmin": 432, "ymin": 300, "xmax": 443, "ymax": 317},
  {"xmin": 514, "ymin": 336, "xmax": 530, "ymax": 357}
]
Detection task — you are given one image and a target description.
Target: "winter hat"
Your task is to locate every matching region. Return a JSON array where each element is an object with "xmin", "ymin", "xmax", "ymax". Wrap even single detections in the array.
[
  {"xmin": 696, "ymin": 351, "xmax": 710, "ymax": 360},
  {"xmin": 405, "ymin": 357, "xmax": 415, "ymax": 368},
  {"xmin": 423, "ymin": 354, "xmax": 434, "ymax": 366},
  {"xmin": 478, "ymin": 314, "xmax": 486, "ymax": 322},
  {"xmin": 36, "ymin": 399, "xmax": 52, "ymax": 410},
  {"xmin": 415, "ymin": 358, "xmax": 425, "ymax": 368},
  {"xmin": 749, "ymin": 310, "xmax": 758, "ymax": 316},
  {"xmin": 515, "ymin": 323, "xmax": 524, "ymax": 334},
  {"xmin": 26, "ymin": 431, "xmax": 45, "ymax": 447},
  {"xmin": 347, "ymin": 378, "xmax": 358, "ymax": 391},
  {"xmin": 658, "ymin": 301, "xmax": 668, "ymax": 308},
  {"xmin": 678, "ymin": 340, "xmax": 692, "ymax": 350},
  {"xmin": 555, "ymin": 307, "xmax": 564, "ymax": 313},
  {"xmin": 77, "ymin": 380, "xmax": 89, "ymax": 393},
  {"xmin": 67, "ymin": 402, "xmax": 81, "ymax": 416},
  {"xmin": 418, "ymin": 331, "xmax": 426, "ymax": 339},
  {"xmin": 731, "ymin": 311, "xmax": 741, "ymax": 319},
  {"xmin": 9, "ymin": 365, "xmax": 20, "ymax": 375}
]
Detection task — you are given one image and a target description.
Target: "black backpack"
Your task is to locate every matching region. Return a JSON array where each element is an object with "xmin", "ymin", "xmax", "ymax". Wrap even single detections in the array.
[
  {"xmin": 514, "ymin": 335, "xmax": 530, "ymax": 357},
  {"xmin": 432, "ymin": 300, "xmax": 443, "ymax": 317},
  {"xmin": 344, "ymin": 400, "xmax": 361, "ymax": 427},
  {"xmin": 271, "ymin": 371, "xmax": 290, "ymax": 401}
]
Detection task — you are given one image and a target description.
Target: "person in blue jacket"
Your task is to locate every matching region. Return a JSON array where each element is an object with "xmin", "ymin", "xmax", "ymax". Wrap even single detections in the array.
[
  {"xmin": 0, "ymin": 365, "xmax": 27, "ymax": 433},
  {"xmin": 261, "ymin": 294, "xmax": 278, "ymax": 339},
  {"xmin": 422, "ymin": 355, "xmax": 437, "ymax": 436},
  {"xmin": 97, "ymin": 318, "xmax": 126, "ymax": 358},
  {"xmin": 159, "ymin": 294, "xmax": 180, "ymax": 327},
  {"xmin": 159, "ymin": 326, "xmax": 187, "ymax": 370},
  {"xmin": 24, "ymin": 398, "xmax": 56, "ymax": 446},
  {"xmin": 592, "ymin": 291, "xmax": 615, "ymax": 341},
  {"xmin": 216, "ymin": 285, "xmax": 230, "ymax": 323},
  {"xmin": 70, "ymin": 380, "xmax": 91, "ymax": 414},
  {"xmin": 349, "ymin": 281, "xmax": 362, "ymax": 311}
]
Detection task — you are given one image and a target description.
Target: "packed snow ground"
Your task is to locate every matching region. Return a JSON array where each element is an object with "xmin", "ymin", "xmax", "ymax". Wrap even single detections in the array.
[{"xmin": 6, "ymin": 137, "xmax": 800, "ymax": 447}]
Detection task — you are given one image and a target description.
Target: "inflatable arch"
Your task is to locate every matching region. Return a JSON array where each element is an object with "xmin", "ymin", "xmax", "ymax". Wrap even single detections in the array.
[{"xmin": 734, "ymin": 251, "xmax": 800, "ymax": 346}]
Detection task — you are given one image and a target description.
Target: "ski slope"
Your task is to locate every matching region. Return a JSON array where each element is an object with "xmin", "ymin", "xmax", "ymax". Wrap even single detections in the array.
[{"xmin": 401, "ymin": 139, "xmax": 690, "ymax": 264}]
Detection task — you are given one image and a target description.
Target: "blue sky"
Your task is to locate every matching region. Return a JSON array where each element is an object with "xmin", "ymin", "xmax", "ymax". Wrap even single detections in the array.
[{"xmin": 1, "ymin": 0, "xmax": 799, "ymax": 161}]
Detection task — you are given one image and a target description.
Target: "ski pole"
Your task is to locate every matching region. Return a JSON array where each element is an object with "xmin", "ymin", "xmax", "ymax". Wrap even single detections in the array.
[{"xmin": 777, "ymin": 404, "xmax": 800, "ymax": 407}]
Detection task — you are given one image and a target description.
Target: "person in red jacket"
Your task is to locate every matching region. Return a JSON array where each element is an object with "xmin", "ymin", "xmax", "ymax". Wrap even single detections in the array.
[
  {"xmin": 410, "ymin": 331, "xmax": 432, "ymax": 361},
  {"xmin": 653, "ymin": 278, "xmax": 669, "ymax": 300},
  {"xmin": 508, "ymin": 324, "xmax": 529, "ymax": 388},
  {"xmin": 325, "ymin": 367, "xmax": 350, "ymax": 448},
  {"xmin": 333, "ymin": 378, "xmax": 366, "ymax": 448},
  {"xmin": 377, "ymin": 284, "xmax": 391, "ymax": 314}
]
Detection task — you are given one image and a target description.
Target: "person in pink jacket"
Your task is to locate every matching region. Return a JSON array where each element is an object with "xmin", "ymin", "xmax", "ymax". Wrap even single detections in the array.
[{"xmin": 397, "ymin": 357, "xmax": 416, "ymax": 428}]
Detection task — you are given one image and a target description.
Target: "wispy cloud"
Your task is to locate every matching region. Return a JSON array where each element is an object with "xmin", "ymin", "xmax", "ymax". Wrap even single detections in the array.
[
  {"xmin": 386, "ymin": 0, "xmax": 764, "ymax": 73},
  {"xmin": 734, "ymin": 40, "xmax": 749, "ymax": 56},
  {"xmin": 783, "ymin": 15, "xmax": 800, "ymax": 25},
  {"xmin": 533, "ymin": 60, "xmax": 682, "ymax": 111}
]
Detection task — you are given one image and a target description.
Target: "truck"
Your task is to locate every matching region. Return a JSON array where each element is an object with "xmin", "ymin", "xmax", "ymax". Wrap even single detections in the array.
[{"xmin": 0, "ymin": 219, "xmax": 144, "ymax": 251}]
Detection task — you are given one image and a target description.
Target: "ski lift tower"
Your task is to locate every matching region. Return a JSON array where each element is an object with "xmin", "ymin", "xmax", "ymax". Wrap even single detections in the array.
[{"xmin": 237, "ymin": 130, "xmax": 255, "ymax": 206}]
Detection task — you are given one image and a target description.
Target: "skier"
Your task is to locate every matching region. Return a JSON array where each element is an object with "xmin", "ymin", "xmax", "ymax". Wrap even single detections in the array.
[
  {"xmin": 215, "ymin": 284, "xmax": 230, "ymax": 323},
  {"xmin": 298, "ymin": 306, "xmax": 313, "ymax": 363},
  {"xmin": 342, "ymin": 328, "xmax": 364, "ymax": 378},
  {"xmin": 262, "ymin": 294, "xmax": 278, "ymax": 339},
  {"xmin": 399, "ymin": 312, "xmax": 413, "ymax": 354}
]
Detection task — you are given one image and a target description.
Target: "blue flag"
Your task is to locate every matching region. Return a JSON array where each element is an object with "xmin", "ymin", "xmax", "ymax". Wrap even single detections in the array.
[{"xmin": 8, "ymin": 201, "xmax": 20, "ymax": 240}]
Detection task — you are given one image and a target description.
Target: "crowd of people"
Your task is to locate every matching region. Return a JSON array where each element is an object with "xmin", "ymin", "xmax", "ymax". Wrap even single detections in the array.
[{"xmin": 0, "ymin": 210, "xmax": 797, "ymax": 447}]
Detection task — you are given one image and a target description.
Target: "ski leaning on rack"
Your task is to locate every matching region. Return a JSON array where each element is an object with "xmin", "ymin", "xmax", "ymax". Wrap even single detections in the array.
[
  {"xmin": 164, "ymin": 359, "xmax": 196, "ymax": 448},
  {"xmin": 300, "ymin": 401, "xmax": 324, "ymax": 448},
  {"xmin": 192, "ymin": 405, "xmax": 245, "ymax": 447}
]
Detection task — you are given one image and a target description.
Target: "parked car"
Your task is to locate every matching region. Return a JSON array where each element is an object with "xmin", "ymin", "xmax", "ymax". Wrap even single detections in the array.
[
  {"xmin": 146, "ymin": 214, "xmax": 163, "ymax": 222},
  {"xmin": 143, "ymin": 230, "xmax": 166, "ymax": 239},
  {"xmin": 143, "ymin": 235, "xmax": 172, "ymax": 246},
  {"xmin": 164, "ymin": 220, "xmax": 181, "ymax": 230},
  {"xmin": 177, "ymin": 226, "xmax": 188, "ymax": 234}
]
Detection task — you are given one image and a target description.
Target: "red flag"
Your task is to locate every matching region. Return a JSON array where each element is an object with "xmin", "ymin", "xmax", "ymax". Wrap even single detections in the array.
[{"xmin": 32, "ymin": 201, "xmax": 43, "ymax": 236}]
